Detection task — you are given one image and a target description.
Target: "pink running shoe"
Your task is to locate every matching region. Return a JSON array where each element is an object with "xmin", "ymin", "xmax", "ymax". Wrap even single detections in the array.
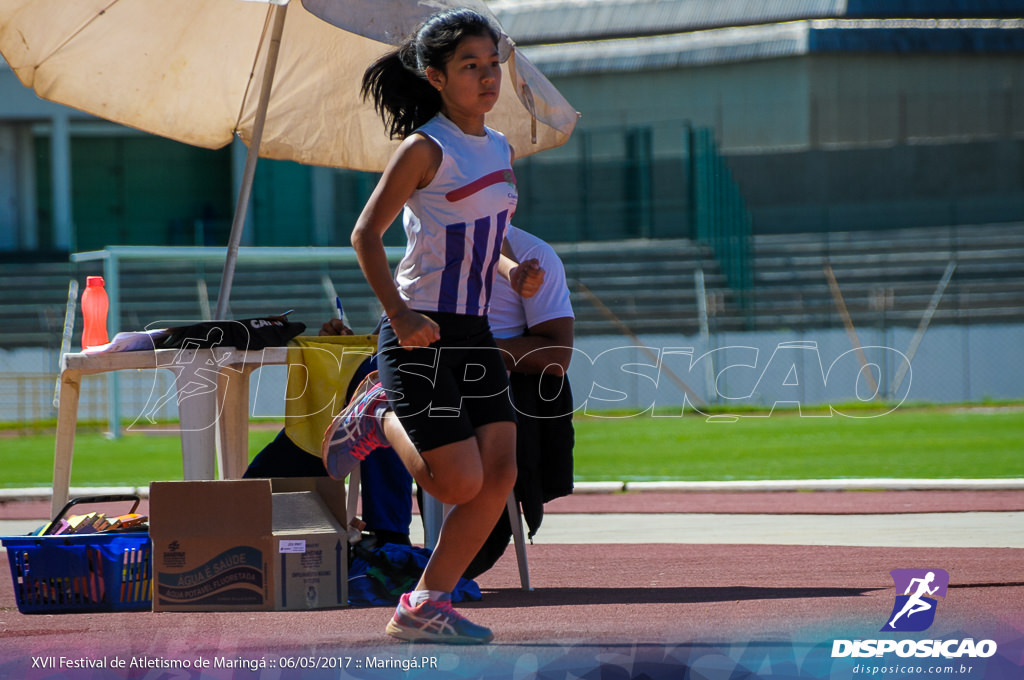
[
  {"xmin": 321, "ymin": 370, "xmax": 389, "ymax": 480},
  {"xmin": 386, "ymin": 592, "xmax": 493, "ymax": 644}
]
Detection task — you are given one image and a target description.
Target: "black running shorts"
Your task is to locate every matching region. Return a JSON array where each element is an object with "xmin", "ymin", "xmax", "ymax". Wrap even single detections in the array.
[{"xmin": 376, "ymin": 311, "xmax": 517, "ymax": 453}]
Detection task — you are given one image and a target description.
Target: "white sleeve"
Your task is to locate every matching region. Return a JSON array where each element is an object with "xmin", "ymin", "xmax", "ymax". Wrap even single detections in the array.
[
  {"xmin": 488, "ymin": 228, "xmax": 574, "ymax": 339},
  {"xmin": 520, "ymin": 241, "xmax": 574, "ymax": 330}
]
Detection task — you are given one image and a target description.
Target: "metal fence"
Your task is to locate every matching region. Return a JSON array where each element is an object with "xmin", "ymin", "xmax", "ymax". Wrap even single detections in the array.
[
  {"xmin": 0, "ymin": 373, "xmax": 174, "ymax": 430},
  {"xmin": 3, "ymin": 319, "xmax": 1021, "ymax": 430},
  {"xmin": 687, "ymin": 125, "xmax": 754, "ymax": 320},
  {"xmin": 512, "ymin": 121, "xmax": 755, "ymax": 324}
]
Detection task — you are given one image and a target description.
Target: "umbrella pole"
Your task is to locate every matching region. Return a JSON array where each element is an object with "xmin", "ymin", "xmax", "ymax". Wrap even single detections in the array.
[{"xmin": 215, "ymin": 3, "xmax": 288, "ymax": 320}]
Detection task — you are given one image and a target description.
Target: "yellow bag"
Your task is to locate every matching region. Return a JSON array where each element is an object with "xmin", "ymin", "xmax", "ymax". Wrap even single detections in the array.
[{"xmin": 284, "ymin": 335, "xmax": 377, "ymax": 455}]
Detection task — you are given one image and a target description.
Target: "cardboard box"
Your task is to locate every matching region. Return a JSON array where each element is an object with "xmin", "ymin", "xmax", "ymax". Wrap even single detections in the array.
[{"xmin": 149, "ymin": 478, "xmax": 348, "ymax": 612}]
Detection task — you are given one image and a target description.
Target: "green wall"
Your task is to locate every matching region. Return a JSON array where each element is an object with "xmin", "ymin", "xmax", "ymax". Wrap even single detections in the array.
[
  {"xmin": 252, "ymin": 158, "xmax": 312, "ymax": 246},
  {"xmin": 35, "ymin": 134, "xmax": 322, "ymax": 251},
  {"xmin": 36, "ymin": 135, "xmax": 233, "ymax": 250}
]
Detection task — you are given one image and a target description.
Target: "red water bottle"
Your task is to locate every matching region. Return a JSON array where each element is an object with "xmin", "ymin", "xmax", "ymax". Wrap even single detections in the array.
[{"xmin": 81, "ymin": 276, "xmax": 110, "ymax": 349}]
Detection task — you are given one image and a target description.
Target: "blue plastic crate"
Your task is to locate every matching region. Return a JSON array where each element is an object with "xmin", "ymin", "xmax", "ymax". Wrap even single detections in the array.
[{"xmin": 2, "ymin": 532, "xmax": 152, "ymax": 614}]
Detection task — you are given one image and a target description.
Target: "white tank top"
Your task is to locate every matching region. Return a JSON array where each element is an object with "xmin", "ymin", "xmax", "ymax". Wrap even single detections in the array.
[{"xmin": 395, "ymin": 113, "xmax": 518, "ymax": 316}]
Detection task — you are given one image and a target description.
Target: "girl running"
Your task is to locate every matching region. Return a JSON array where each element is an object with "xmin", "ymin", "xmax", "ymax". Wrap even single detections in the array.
[{"xmin": 322, "ymin": 8, "xmax": 543, "ymax": 644}]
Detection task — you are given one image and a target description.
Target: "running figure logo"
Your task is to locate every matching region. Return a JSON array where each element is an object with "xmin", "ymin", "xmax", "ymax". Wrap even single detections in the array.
[{"xmin": 882, "ymin": 568, "xmax": 949, "ymax": 632}]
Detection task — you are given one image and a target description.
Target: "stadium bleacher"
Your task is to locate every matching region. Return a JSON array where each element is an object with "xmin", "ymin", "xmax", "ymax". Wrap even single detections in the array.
[
  {"xmin": 748, "ymin": 222, "xmax": 1024, "ymax": 331},
  {"xmin": 2, "ymin": 222, "xmax": 1021, "ymax": 351}
]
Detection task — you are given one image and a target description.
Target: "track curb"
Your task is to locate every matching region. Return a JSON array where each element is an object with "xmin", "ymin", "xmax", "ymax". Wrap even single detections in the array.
[{"xmin": 1, "ymin": 478, "xmax": 1022, "ymax": 502}]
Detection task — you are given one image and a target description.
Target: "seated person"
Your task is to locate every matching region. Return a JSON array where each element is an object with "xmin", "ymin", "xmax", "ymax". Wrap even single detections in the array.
[
  {"xmin": 321, "ymin": 225, "xmax": 576, "ymax": 577},
  {"xmin": 243, "ymin": 319, "xmax": 413, "ymax": 547},
  {"xmin": 249, "ymin": 226, "xmax": 574, "ymax": 573},
  {"xmin": 465, "ymin": 225, "xmax": 575, "ymax": 577}
]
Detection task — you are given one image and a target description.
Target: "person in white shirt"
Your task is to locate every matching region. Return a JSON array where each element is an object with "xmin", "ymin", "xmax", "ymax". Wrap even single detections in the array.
[
  {"xmin": 489, "ymin": 225, "xmax": 574, "ymax": 373},
  {"xmin": 465, "ymin": 224, "xmax": 576, "ymax": 579}
]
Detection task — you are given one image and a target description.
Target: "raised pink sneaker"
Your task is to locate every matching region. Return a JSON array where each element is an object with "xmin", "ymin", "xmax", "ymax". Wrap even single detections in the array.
[{"xmin": 321, "ymin": 370, "xmax": 389, "ymax": 480}]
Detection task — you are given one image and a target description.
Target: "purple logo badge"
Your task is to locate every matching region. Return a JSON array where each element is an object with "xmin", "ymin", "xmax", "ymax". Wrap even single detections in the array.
[{"xmin": 882, "ymin": 568, "xmax": 949, "ymax": 632}]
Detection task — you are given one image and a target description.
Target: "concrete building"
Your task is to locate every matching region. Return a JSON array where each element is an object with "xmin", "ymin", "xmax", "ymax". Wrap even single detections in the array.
[{"xmin": 2, "ymin": 0, "xmax": 1022, "ymax": 254}]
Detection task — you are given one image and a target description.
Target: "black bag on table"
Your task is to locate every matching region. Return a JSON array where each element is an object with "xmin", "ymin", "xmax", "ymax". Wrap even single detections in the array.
[{"xmin": 157, "ymin": 317, "xmax": 306, "ymax": 351}]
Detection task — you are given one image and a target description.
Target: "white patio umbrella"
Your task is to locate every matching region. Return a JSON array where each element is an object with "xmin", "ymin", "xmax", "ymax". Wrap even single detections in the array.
[{"xmin": 0, "ymin": 0, "xmax": 577, "ymax": 317}]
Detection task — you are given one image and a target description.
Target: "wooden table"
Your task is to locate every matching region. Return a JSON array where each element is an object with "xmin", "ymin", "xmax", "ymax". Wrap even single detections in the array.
[
  {"xmin": 51, "ymin": 346, "xmax": 289, "ymax": 517},
  {"xmin": 52, "ymin": 344, "xmax": 533, "ymax": 589}
]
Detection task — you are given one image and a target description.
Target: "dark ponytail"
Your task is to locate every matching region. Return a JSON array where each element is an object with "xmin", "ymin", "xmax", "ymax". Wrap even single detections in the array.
[
  {"xmin": 361, "ymin": 44, "xmax": 441, "ymax": 140},
  {"xmin": 361, "ymin": 8, "xmax": 501, "ymax": 139}
]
